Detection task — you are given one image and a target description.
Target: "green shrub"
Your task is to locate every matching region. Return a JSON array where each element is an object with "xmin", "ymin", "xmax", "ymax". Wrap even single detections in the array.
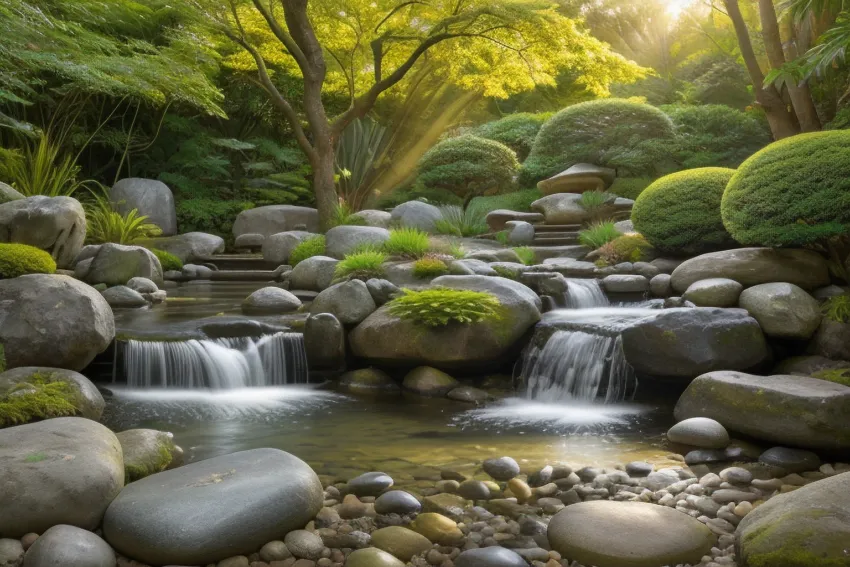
[
  {"xmin": 473, "ymin": 112, "xmax": 550, "ymax": 160},
  {"xmin": 579, "ymin": 221, "xmax": 620, "ymax": 249},
  {"xmin": 595, "ymin": 234, "xmax": 652, "ymax": 266},
  {"xmin": 513, "ymin": 246, "xmax": 535, "ymax": 265},
  {"xmin": 383, "ymin": 228, "xmax": 430, "ymax": 259},
  {"xmin": 434, "ymin": 205, "xmax": 488, "ymax": 237},
  {"xmin": 522, "ymin": 99, "xmax": 676, "ymax": 184},
  {"xmin": 662, "ymin": 104, "xmax": 771, "ymax": 169},
  {"xmin": 176, "ymin": 199, "xmax": 255, "ymax": 243},
  {"xmin": 150, "ymin": 249, "xmax": 183, "ymax": 272},
  {"xmin": 290, "ymin": 235, "xmax": 326, "ymax": 266},
  {"xmin": 334, "ymin": 250, "xmax": 387, "ymax": 281},
  {"xmin": 86, "ymin": 197, "xmax": 162, "ymax": 245},
  {"xmin": 0, "ymin": 372, "xmax": 79, "ymax": 427},
  {"xmin": 412, "ymin": 257, "xmax": 449, "ymax": 278},
  {"xmin": 722, "ymin": 131, "xmax": 850, "ymax": 247},
  {"xmin": 0, "ymin": 133, "xmax": 98, "ymax": 197},
  {"xmin": 633, "ymin": 167, "xmax": 737, "ymax": 255},
  {"xmin": 0, "ymin": 243, "xmax": 57, "ymax": 278},
  {"xmin": 609, "ymin": 177, "xmax": 653, "ymax": 200},
  {"xmin": 417, "ymin": 135, "xmax": 519, "ymax": 199},
  {"xmin": 388, "ymin": 287, "xmax": 503, "ymax": 327},
  {"xmin": 823, "ymin": 294, "xmax": 850, "ymax": 323},
  {"xmin": 467, "ymin": 188, "xmax": 542, "ymax": 217}
]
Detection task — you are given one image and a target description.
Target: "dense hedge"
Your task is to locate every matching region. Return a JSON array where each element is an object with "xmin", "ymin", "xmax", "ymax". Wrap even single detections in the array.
[
  {"xmin": 722, "ymin": 131, "xmax": 850, "ymax": 246},
  {"xmin": 632, "ymin": 168, "xmax": 737, "ymax": 255},
  {"xmin": 0, "ymin": 243, "xmax": 57, "ymax": 278},
  {"xmin": 176, "ymin": 199, "xmax": 255, "ymax": 243},
  {"xmin": 663, "ymin": 104, "xmax": 771, "ymax": 169},
  {"xmin": 521, "ymin": 99, "xmax": 675, "ymax": 184},
  {"xmin": 473, "ymin": 113, "xmax": 549, "ymax": 161},
  {"xmin": 417, "ymin": 135, "xmax": 519, "ymax": 199},
  {"xmin": 609, "ymin": 178, "xmax": 654, "ymax": 200}
]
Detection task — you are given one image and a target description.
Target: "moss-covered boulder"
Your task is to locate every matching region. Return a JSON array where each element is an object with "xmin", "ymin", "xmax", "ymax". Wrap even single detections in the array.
[
  {"xmin": 339, "ymin": 368, "xmax": 400, "ymax": 394},
  {"xmin": 0, "ymin": 196, "xmax": 86, "ymax": 268},
  {"xmin": 0, "ymin": 243, "xmax": 56, "ymax": 278},
  {"xmin": 675, "ymin": 371, "xmax": 850, "ymax": 451},
  {"xmin": 736, "ymin": 472, "xmax": 850, "ymax": 567},
  {"xmin": 116, "ymin": 429, "xmax": 183, "ymax": 483},
  {"xmin": 0, "ymin": 367, "xmax": 105, "ymax": 427},
  {"xmin": 402, "ymin": 367, "xmax": 459, "ymax": 397}
]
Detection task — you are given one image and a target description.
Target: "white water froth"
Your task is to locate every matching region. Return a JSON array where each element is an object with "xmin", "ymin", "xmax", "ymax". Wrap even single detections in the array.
[
  {"xmin": 564, "ymin": 279, "xmax": 609, "ymax": 309},
  {"xmin": 459, "ymin": 398, "xmax": 647, "ymax": 430}
]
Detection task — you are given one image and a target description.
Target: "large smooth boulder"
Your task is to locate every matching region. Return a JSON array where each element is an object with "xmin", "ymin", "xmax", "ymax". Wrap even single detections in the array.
[
  {"xmin": 241, "ymin": 287, "xmax": 302, "ymax": 315},
  {"xmin": 262, "ymin": 231, "xmax": 315, "ymax": 265},
  {"xmin": 349, "ymin": 276, "xmax": 541, "ymax": 370},
  {"xmin": 390, "ymin": 201, "xmax": 442, "ymax": 232},
  {"xmin": 620, "ymin": 308, "xmax": 769, "ymax": 379},
  {"xmin": 110, "ymin": 178, "xmax": 177, "ymax": 236},
  {"xmin": 23, "ymin": 525, "xmax": 116, "ymax": 567},
  {"xmin": 311, "ymin": 280, "xmax": 377, "ymax": 325},
  {"xmin": 670, "ymin": 248, "xmax": 831, "ymax": 293},
  {"xmin": 0, "ymin": 417, "xmax": 124, "ymax": 538},
  {"xmin": 116, "ymin": 429, "xmax": 181, "ymax": 483},
  {"xmin": 325, "ymin": 225, "xmax": 390, "ymax": 259},
  {"xmin": 137, "ymin": 232, "xmax": 225, "ymax": 263},
  {"xmin": 0, "ymin": 275, "xmax": 114, "ymax": 371},
  {"xmin": 85, "ymin": 243, "xmax": 163, "ymax": 287},
  {"xmin": 674, "ymin": 371, "xmax": 850, "ymax": 451},
  {"xmin": 288, "ymin": 256, "xmax": 339, "ymax": 291},
  {"xmin": 0, "ymin": 196, "xmax": 85, "ymax": 268},
  {"xmin": 736, "ymin": 472, "xmax": 850, "ymax": 567},
  {"xmin": 808, "ymin": 319, "xmax": 850, "ymax": 361},
  {"xmin": 739, "ymin": 282, "xmax": 822, "ymax": 339},
  {"xmin": 0, "ymin": 182, "xmax": 23, "ymax": 204},
  {"xmin": 486, "ymin": 210, "xmax": 544, "ymax": 232},
  {"xmin": 102, "ymin": 448, "xmax": 323, "ymax": 566},
  {"xmin": 304, "ymin": 313, "xmax": 345, "ymax": 372},
  {"xmin": 233, "ymin": 205, "xmax": 319, "ymax": 238},
  {"xmin": 547, "ymin": 500, "xmax": 715, "ymax": 567},
  {"xmin": 0, "ymin": 367, "xmax": 105, "ymax": 421},
  {"xmin": 531, "ymin": 193, "xmax": 632, "ymax": 225}
]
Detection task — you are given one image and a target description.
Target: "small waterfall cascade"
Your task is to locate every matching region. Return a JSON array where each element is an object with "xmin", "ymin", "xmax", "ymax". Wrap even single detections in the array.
[
  {"xmin": 564, "ymin": 279, "xmax": 609, "ymax": 309},
  {"xmin": 121, "ymin": 332, "xmax": 308, "ymax": 388},
  {"xmin": 520, "ymin": 328, "xmax": 637, "ymax": 404}
]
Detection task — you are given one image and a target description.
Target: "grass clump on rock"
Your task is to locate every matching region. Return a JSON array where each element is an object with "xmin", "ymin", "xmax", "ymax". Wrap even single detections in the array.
[
  {"xmin": 812, "ymin": 368, "xmax": 850, "ymax": 387},
  {"xmin": 150, "ymin": 248, "xmax": 182, "ymax": 272},
  {"xmin": 513, "ymin": 246, "xmax": 535, "ymax": 265},
  {"xmin": 289, "ymin": 235, "xmax": 326, "ymax": 266},
  {"xmin": 412, "ymin": 257, "xmax": 449, "ymax": 278},
  {"xmin": 383, "ymin": 227, "xmax": 430, "ymax": 259},
  {"xmin": 632, "ymin": 167, "xmax": 737, "ymax": 255},
  {"xmin": 334, "ymin": 250, "xmax": 387, "ymax": 281},
  {"xmin": 822, "ymin": 294, "xmax": 850, "ymax": 323},
  {"xmin": 595, "ymin": 233, "xmax": 652, "ymax": 267},
  {"xmin": 0, "ymin": 243, "xmax": 57, "ymax": 278},
  {"xmin": 0, "ymin": 372, "xmax": 79, "ymax": 427},
  {"xmin": 579, "ymin": 221, "xmax": 620, "ymax": 249},
  {"xmin": 388, "ymin": 287, "xmax": 503, "ymax": 327}
]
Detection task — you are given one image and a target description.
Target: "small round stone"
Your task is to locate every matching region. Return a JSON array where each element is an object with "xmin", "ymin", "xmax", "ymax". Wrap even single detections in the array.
[
  {"xmin": 345, "ymin": 547, "xmax": 405, "ymax": 567},
  {"xmin": 668, "ymin": 418, "xmax": 730, "ymax": 449},
  {"xmin": 370, "ymin": 526, "xmax": 432, "ymax": 562},
  {"xmin": 0, "ymin": 539, "xmax": 24, "ymax": 567},
  {"xmin": 455, "ymin": 546, "xmax": 528, "ymax": 567},
  {"xmin": 507, "ymin": 478, "xmax": 532, "ymax": 503},
  {"xmin": 719, "ymin": 467, "xmax": 753, "ymax": 485},
  {"xmin": 23, "ymin": 525, "xmax": 115, "ymax": 567},
  {"xmin": 259, "ymin": 541, "xmax": 291, "ymax": 562},
  {"xmin": 374, "ymin": 490, "xmax": 422, "ymax": 515},
  {"xmin": 625, "ymin": 462, "xmax": 654, "ymax": 476},
  {"xmin": 283, "ymin": 530, "xmax": 324, "ymax": 560},
  {"xmin": 483, "ymin": 457, "xmax": 520, "ymax": 481},
  {"xmin": 457, "ymin": 480, "xmax": 492, "ymax": 501},
  {"xmin": 348, "ymin": 471, "xmax": 394, "ymax": 496}
]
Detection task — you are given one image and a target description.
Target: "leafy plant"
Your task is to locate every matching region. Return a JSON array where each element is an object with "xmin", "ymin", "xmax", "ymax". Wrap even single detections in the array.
[
  {"xmin": 0, "ymin": 133, "xmax": 98, "ymax": 197},
  {"xmin": 579, "ymin": 190, "xmax": 616, "ymax": 211},
  {"xmin": 86, "ymin": 197, "xmax": 162, "ymax": 245},
  {"xmin": 579, "ymin": 221, "xmax": 620, "ymax": 249},
  {"xmin": 330, "ymin": 201, "xmax": 368, "ymax": 228},
  {"xmin": 0, "ymin": 243, "xmax": 56, "ymax": 278},
  {"xmin": 335, "ymin": 117, "xmax": 390, "ymax": 210},
  {"xmin": 150, "ymin": 249, "xmax": 182, "ymax": 272},
  {"xmin": 434, "ymin": 205, "xmax": 488, "ymax": 237},
  {"xmin": 334, "ymin": 250, "xmax": 388, "ymax": 281},
  {"xmin": 823, "ymin": 294, "xmax": 850, "ymax": 323},
  {"xmin": 595, "ymin": 234, "xmax": 652, "ymax": 266},
  {"xmin": 383, "ymin": 228, "xmax": 430, "ymax": 259},
  {"xmin": 388, "ymin": 287, "xmax": 503, "ymax": 327},
  {"xmin": 412, "ymin": 256, "xmax": 449, "ymax": 278},
  {"xmin": 513, "ymin": 246, "xmax": 536, "ymax": 265},
  {"xmin": 290, "ymin": 235, "xmax": 326, "ymax": 266}
]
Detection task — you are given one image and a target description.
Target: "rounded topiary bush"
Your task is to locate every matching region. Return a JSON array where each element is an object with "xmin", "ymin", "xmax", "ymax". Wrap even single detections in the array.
[
  {"xmin": 521, "ymin": 99, "xmax": 675, "ymax": 184},
  {"xmin": 722, "ymin": 131, "xmax": 850, "ymax": 246},
  {"xmin": 417, "ymin": 135, "xmax": 519, "ymax": 199},
  {"xmin": 0, "ymin": 243, "xmax": 57, "ymax": 278},
  {"xmin": 474, "ymin": 113, "xmax": 549, "ymax": 161},
  {"xmin": 632, "ymin": 167, "xmax": 737, "ymax": 255}
]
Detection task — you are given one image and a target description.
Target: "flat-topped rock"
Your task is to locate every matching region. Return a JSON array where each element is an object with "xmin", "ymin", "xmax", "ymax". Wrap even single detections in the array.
[
  {"xmin": 537, "ymin": 163, "xmax": 616, "ymax": 195},
  {"xmin": 233, "ymin": 205, "xmax": 319, "ymax": 238},
  {"xmin": 486, "ymin": 210, "xmax": 545, "ymax": 231}
]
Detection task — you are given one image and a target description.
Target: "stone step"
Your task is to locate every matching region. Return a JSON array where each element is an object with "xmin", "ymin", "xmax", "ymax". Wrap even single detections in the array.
[
  {"xmin": 532, "ymin": 236, "xmax": 580, "ymax": 246},
  {"xmin": 533, "ymin": 231, "xmax": 579, "ymax": 239},
  {"xmin": 527, "ymin": 245, "xmax": 590, "ymax": 262},
  {"xmin": 209, "ymin": 270, "xmax": 279, "ymax": 282},
  {"xmin": 196, "ymin": 255, "xmax": 278, "ymax": 271},
  {"xmin": 534, "ymin": 224, "xmax": 582, "ymax": 233}
]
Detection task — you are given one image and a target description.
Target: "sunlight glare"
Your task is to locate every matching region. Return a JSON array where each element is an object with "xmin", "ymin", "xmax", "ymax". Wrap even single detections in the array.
[{"xmin": 666, "ymin": 0, "xmax": 693, "ymax": 19}]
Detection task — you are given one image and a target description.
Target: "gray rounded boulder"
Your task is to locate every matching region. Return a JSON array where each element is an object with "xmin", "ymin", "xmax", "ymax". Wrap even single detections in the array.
[
  {"xmin": 0, "ymin": 417, "xmax": 124, "ymax": 538},
  {"xmin": 0, "ymin": 195, "xmax": 85, "ymax": 268},
  {"xmin": 111, "ymin": 178, "xmax": 177, "ymax": 236},
  {"xmin": 390, "ymin": 201, "xmax": 442, "ymax": 232},
  {"xmin": 0, "ymin": 274, "xmax": 114, "ymax": 371},
  {"xmin": 241, "ymin": 287, "xmax": 302, "ymax": 315},
  {"xmin": 84, "ymin": 243, "xmax": 164, "ymax": 287},
  {"xmin": 116, "ymin": 428, "xmax": 181, "ymax": 483},
  {"xmin": 547, "ymin": 500, "xmax": 715, "ymax": 567},
  {"xmin": 310, "ymin": 280, "xmax": 377, "ymax": 325},
  {"xmin": 102, "ymin": 448, "xmax": 323, "ymax": 566},
  {"xmin": 304, "ymin": 313, "xmax": 345, "ymax": 372},
  {"xmin": 101, "ymin": 285, "xmax": 148, "ymax": 308},
  {"xmin": 339, "ymin": 368, "xmax": 399, "ymax": 394},
  {"xmin": 324, "ymin": 225, "xmax": 390, "ymax": 259},
  {"xmin": 288, "ymin": 256, "xmax": 339, "ymax": 291},
  {"xmin": 233, "ymin": 205, "xmax": 319, "ymax": 238},
  {"xmin": 0, "ymin": 181, "xmax": 23, "ymax": 204},
  {"xmin": 403, "ymin": 366, "xmax": 459, "ymax": 397},
  {"xmin": 682, "ymin": 278, "xmax": 743, "ymax": 307},
  {"xmin": 353, "ymin": 209, "xmax": 392, "ymax": 228},
  {"xmin": 23, "ymin": 525, "xmax": 115, "ymax": 567},
  {"xmin": 262, "ymin": 231, "xmax": 315, "ymax": 265},
  {"xmin": 667, "ymin": 417, "xmax": 730, "ymax": 449},
  {"xmin": 138, "ymin": 232, "xmax": 225, "ymax": 263},
  {"xmin": 0, "ymin": 366, "xmax": 105, "ymax": 421},
  {"xmin": 738, "ymin": 282, "xmax": 822, "ymax": 339}
]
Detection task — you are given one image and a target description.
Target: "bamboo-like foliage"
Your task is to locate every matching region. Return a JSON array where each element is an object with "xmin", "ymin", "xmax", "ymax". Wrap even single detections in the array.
[
  {"xmin": 0, "ymin": 134, "xmax": 99, "ymax": 197},
  {"xmin": 86, "ymin": 196, "xmax": 162, "ymax": 245},
  {"xmin": 335, "ymin": 117, "xmax": 389, "ymax": 210}
]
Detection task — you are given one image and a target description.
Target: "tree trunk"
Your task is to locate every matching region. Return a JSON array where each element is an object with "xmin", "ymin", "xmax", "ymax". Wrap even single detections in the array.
[
  {"xmin": 724, "ymin": 0, "xmax": 800, "ymax": 140},
  {"xmin": 758, "ymin": 0, "xmax": 821, "ymax": 132},
  {"xmin": 311, "ymin": 148, "xmax": 338, "ymax": 231}
]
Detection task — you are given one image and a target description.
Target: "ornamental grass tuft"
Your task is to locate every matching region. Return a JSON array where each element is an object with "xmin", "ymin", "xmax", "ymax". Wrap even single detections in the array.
[{"xmin": 388, "ymin": 287, "xmax": 503, "ymax": 327}]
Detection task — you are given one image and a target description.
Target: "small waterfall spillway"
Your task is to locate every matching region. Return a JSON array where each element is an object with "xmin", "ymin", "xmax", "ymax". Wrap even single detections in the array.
[
  {"xmin": 564, "ymin": 279, "xmax": 609, "ymax": 309},
  {"xmin": 121, "ymin": 332, "xmax": 309, "ymax": 388}
]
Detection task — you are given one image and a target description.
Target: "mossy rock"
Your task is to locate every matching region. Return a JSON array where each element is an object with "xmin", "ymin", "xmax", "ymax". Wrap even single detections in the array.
[
  {"xmin": 116, "ymin": 429, "xmax": 182, "ymax": 483},
  {"xmin": 0, "ymin": 242, "xmax": 56, "ymax": 279},
  {"xmin": 0, "ymin": 367, "xmax": 105, "ymax": 428}
]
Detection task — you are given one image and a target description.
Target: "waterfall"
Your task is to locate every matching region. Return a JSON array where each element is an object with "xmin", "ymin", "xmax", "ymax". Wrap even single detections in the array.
[
  {"xmin": 121, "ymin": 332, "xmax": 309, "ymax": 388},
  {"xmin": 564, "ymin": 279, "xmax": 609, "ymax": 309},
  {"xmin": 521, "ymin": 330, "xmax": 636, "ymax": 404}
]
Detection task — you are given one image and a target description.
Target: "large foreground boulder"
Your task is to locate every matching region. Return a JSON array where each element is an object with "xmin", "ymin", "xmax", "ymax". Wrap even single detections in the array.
[
  {"xmin": 0, "ymin": 275, "xmax": 114, "ymax": 371},
  {"xmin": 233, "ymin": 205, "xmax": 319, "ymax": 238},
  {"xmin": 102, "ymin": 448, "xmax": 323, "ymax": 566},
  {"xmin": 84, "ymin": 243, "xmax": 164, "ymax": 287},
  {"xmin": 620, "ymin": 308, "xmax": 769, "ymax": 379},
  {"xmin": 547, "ymin": 500, "xmax": 715, "ymax": 567},
  {"xmin": 137, "ymin": 232, "xmax": 225, "ymax": 263},
  {"xmin": 0, "ymin": 417, "xmax": 124, "ymax": 538},
  {"xmin": 0, "ymin": 367, "xmax": 105, "ymax": 422},
  {"xmin": 111, "ymin": 178, "xmax": 177, "ymax": 236},
  {"xmin": 0, "ymin": 195, "xmax": 85, "ymax": 268},
  {"xmin": 674, "ymin": 371, "xmax": 850, "ymax": 451},
  {"xmin": 736, "ymin": 472, "xmax": 850, "ymax": 567},
  {"xmin": 670, "ymin": 248, "xmax": 831, "ymax": 293},
  {"xmin": 349, "ymin": 276, "xmax": 540, "ymax": 370}
]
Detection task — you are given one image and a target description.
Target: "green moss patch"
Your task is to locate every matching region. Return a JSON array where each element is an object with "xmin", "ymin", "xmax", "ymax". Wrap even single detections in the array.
[{"xmin": 0, "ymin": 372, "xmax": 80, "ymax": 427}]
